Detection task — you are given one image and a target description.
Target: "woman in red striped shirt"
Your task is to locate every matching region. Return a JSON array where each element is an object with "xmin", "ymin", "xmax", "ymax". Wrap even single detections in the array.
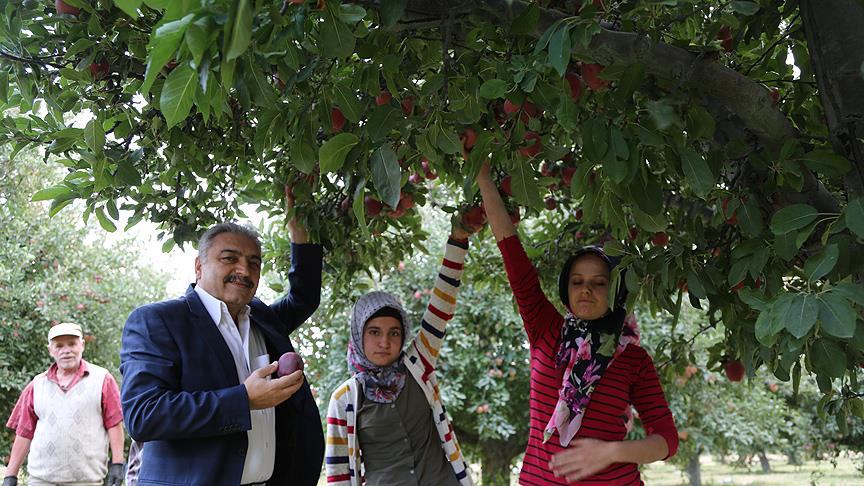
[{"xmin": 476, "ymin": 161, "xmax": 678, "ymax": 485}]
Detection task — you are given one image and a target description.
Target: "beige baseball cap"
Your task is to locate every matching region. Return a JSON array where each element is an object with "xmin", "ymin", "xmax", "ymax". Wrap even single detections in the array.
[{"xmin": 47, "ymin": 322, "xmax": 83, "ymax": 342}]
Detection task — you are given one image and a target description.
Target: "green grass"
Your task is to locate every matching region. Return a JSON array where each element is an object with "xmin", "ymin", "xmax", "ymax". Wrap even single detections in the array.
[{"xmin": 641, "ymin": 454, "xmax": 863, "ymax": 486}]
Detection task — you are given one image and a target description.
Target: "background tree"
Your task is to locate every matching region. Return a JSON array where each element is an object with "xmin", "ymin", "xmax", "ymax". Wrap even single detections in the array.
[
  {"xmin": 0, "ymin": 148, "xmax": 168, "ymax": 458},
  {"xmin": 2, "ymin": 0, "xmax": 864, "ymax": 441}
]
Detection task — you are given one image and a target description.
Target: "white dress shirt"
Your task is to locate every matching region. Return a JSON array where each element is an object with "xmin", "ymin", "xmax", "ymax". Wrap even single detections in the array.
[{"xmin": 195, "ymin": 285, "xmax": 276, "ymax": 484}]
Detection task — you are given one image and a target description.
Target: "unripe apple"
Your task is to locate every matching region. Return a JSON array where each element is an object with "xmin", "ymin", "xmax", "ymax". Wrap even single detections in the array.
[
  {"xmin": 651, "ymin": 231, "xmax": 669, "ymax": 247},
  {"xmin": 55, "ymin": 0, "xmax": 80, "ymax": 15},
  {"xmin": 277, "ymin": 352, "xmax": 304, "ymax": 377},
  {"xmin": 375, "ymin": 90, "xmax": 392, "ymax": 106},
  {"xmin": 518, "ymin": 131, "xmax": 541, "ymax": 158},
  {"xmin": 499, "ymin": 175, "xmax": 513, "ymax": 197},
  {"xmin": 364, "ymin": 196, "xmax": 383, "ymax": 216},
  {"xmin": 581, "ymin": 63, "xmax": 609, "ymax": 91},
  {"xmin": 330, "ymin": 107, "xmax": 346, "ymax": 133},
  {"xmin": 724, "ymin": 360, "xmax": 745, "ymax": 382}
]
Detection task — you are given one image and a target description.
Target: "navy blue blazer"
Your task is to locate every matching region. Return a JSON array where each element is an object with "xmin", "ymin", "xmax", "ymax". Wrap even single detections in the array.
[{"xmin": 120, "ymin": 243, "xmax": 324, "ymax": 486}]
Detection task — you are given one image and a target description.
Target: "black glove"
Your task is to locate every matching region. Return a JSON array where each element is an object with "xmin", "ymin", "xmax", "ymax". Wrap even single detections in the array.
[
  {"xmin": 3, "ymin": 476, "xmax": 18, "ymax": 486},
  {"xmin": 105, "ymin": 462, "xmax": 125, "ymax": 486}
]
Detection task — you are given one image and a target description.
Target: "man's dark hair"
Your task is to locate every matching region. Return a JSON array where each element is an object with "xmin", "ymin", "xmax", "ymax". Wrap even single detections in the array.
[{"xmin": 197, "ymin": 222, "xmax": 261, "ymax": 259}]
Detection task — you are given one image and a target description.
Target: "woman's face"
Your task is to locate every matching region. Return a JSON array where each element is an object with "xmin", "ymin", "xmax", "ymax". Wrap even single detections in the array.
[
  {"xmin": 567, "ymin": 254, "xmax": 611, "ymax": 320},
  {"xmin": 363, "ymin": 316, "xmax": 404, "ymax": 367}
]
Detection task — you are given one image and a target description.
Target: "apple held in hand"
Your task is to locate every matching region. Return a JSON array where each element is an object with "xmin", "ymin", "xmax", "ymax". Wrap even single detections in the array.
[{"xmin": 278, "ymin": 352, "xmax": 304, "ymax": 377}]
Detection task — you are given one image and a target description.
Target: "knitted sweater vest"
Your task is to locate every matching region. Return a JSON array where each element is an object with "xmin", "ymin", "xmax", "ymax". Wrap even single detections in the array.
[{"xmin": 29, "ymin": 364, "xmax": 109, "ymax": 483}]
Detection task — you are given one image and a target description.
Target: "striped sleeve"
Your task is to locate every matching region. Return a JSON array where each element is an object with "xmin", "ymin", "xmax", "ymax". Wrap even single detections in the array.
[
  {"xmin": 412, "ymin": 237, "xmax": 468, "ymax": 372},
  {"xmin": 496, "ymin": 235, "xmax": 563, "ymax": 345},
  {"xmin": 325, "ymin": 384, "xmax": 353, "ymax": 485},
  {"xmin": 630, "ymin": 347, "xmax": 679, "ymax": 459}
]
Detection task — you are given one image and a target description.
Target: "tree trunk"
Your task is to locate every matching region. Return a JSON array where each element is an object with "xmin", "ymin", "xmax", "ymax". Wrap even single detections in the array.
[
  {"xmin": 480, "ymin": 440, "xmax": 513, "ymax": 486},
  {"xmin": 686, "ymin": 454, "xmax": 702, "ymax": 486},
  {"xmin": 758, "ymin": 450, "xmax": 772, "ymax": 473},
  {"xmin": 787, "ymin": 450, "xmax": 802, "ymax": 465}
]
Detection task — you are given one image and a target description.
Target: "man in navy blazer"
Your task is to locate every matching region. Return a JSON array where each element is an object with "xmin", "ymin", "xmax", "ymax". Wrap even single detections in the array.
[{"xmin": 120, "ymin": 210, "xmax": 324, "ymax": 486}]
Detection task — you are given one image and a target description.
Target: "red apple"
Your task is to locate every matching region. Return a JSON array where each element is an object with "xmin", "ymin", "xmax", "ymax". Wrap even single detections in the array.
[
  {"xmin": 717, "ymin": 26, "xmax": 733, "ymax": 52},
  {"xmin": 409, "ymin": 172, "xmax": 424, "ymax": 184},
  {"xmin": 330, "ymin": 107, "xmax": 346, "ymax": 133},
  {"xmin": 421, "ymin": 158, "xmax": 437, "ymax": 180},
  {"xmin": 500, "ymin": 175, "xmax": 513, "ymax": 197},
  {"xmin": 56, "ymin": 0, "xmax": 80, "ymax": 15},
  {"xmin": 581, "ymin": 63, "xmax": 609, "ymax": 91},
  {"xmin": 545, "ymin": 197, "xmax": 557, "ymax": 210},
  {"xmin": 503, "ymin": 99, "xmax": 520, "ymax": 115},
  {"xmin": 724, "ymin": 360, "xmax": 745, "ymax": 382},
  {"xmin": 518, "ymin": 131, "xmax": 541, "ymax": 158},
  {"xmin": 561, "ymin": 166, "xmax": 577, "ymax": 186},
  {"xmin": 731, "ymin": 280, "xmax": 745, "ymax": 292},
  {"xmin": 364, "ymin": 196, "xmax": 383, "ymax": 216},
  {"xmin": 375, "ymin": 90, "xmax": 392, "ymax": 106},
  {"xmin": 461, "ymin": 205, "xmax": 487, "ymax": 227},
  {"xmin": 509, "ymin": 207, "xmax": 521, "ymax": 225},
  {"xmin": 277, "ymin": 352, "xmax": 304, "ymax": 377},
  {"xmin": 574, "ymin": 209, "xmax": 583, "ymax": 220},
  {"xmin": 89, "ymin": 60, "xmax": 110, "ymax": 79},
  {"xmin": 651, "ymin": 231, "xmax": 669, "ymax": 247},
  {"xmin": 769, "ymin": 88, "xmax": 780, "ymax": 104},
  {"xmin": 565, "ymin": 72, "xmax": 583, "ymax": 101},
  {"xmin": 401, "ymin": 96, "xmax": 414, "ymax": 116},
  {"xmin": 398, "ymin": 192, "xmax": 414, "ymax": 210}
]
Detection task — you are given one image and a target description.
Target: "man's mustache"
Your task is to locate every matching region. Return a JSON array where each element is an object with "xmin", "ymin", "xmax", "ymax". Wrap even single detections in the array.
[{"xmin": 224, "ymin": 275, "xmax": 254, "ymax": 288}]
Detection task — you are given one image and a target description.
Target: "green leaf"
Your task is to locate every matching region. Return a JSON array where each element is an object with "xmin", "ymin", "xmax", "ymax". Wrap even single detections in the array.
[
  {"xmin": 510, "ymin": 161, "xmax": 544, "ymax": 209},
  {"xmin": 687, "ymin": 271, "xmax": 707, "ymax": 299},
  {"xmin": 800, "ymin": 150, "xmax": 851, "ymax": 178},
  {"xmin": 738, "ymin": 287, "xmax": 769, "ymax": 311},
  {"xmin": 319, "ymin": 133, "xmax": 359, "ymax": 174},
  {"xmin": 632, "ymin": 207, "xmax": 667, "ymax": 232},
  {"xmin": 290, "ymin": 129, "xmax": 317, "ymax": 174},
  {"xmin": 810, "ymin": 338, "xmax": 846, "ymax": 378},
  {"xmin": 583, "ymin": 118, "xmax": 608, "ymax": 161},
  {"xmin": 436, "ymin": 127, "xmax": 462, "ymax": 155},
  {"xmin": 784, "ymin": 293, "xmax": 819, "ymax": 339},
  {"xmin": 333, "ymin": 83, "xmax": 363, "ymax": 123},
  {"xmin": 845, "ymin": 198, "xmax": 864, "ymax": 238},
  {"xmin": 339, "ymin": 4, "xmax": 367, "ymax": 23},
  {"xmin": 680, "ymin": 147, "xmax": 713, "ymax": 198},
  {"xmin": 185, "ymin": 17, "xmax": 211, "ymax": 66},
  {"xmin": 352, "ymin": 180, "xmax": 370, "ymax": 239},
  {"xmin": 755, "ymin": 295, "xmax": 789, "ymax": 345},
  {"xmin": 115, "ymin": 159, "xmax": 142, "ymax": 187},
  {"xmin": 479, "ymin": 79, "xmax": 508, "ymax": 99},
  {"xmin": 379, "ymin": 0, "xmax": 407, "ymax": 30},
  {"xmin": 141, "ymin": 14, "xmax": 194, "ymax": 94},
  {"xmin": 31, "ymin": 185, "xmax": 74, "ymax": 202},
  {"xmin": 738, "ymin": 197, "xmax": 765, "ymax": 237},
  {"xmin": 769, "ymin": 204, "xmax": 819, "ymax": 235},
  {"xmin": 371, "ymin": 146, "xmax": 401, "ymax": 209},
  {"xmin": 644, "ymin": 99, "xmax": 679, "ymax": 130},
  {"xmin": 226, "ymin": 0, "xmax": 253, "ymax": 61},
  {"xmin": 114, "ymin": 0, "xmax": 142, "ymax": 18},
  {"xmin": 320, "ymin": 10, "xmax": 355, "ymax": 58},
  {"xmin": 510, "ymin": 3, "xmax": 539, "ymax": 35},
  {"xmin": 95, "ymin": 207, "xmax": 117, "ymax": 232},
  {"xmin": 548, "ymin": 24, "xmax": 571, "ymax": 77},
  {"xmin": 160, "ymin": 64, "xmax": 198, "ymax": 128},
  {"xmin": 731, "ymin": 0, "xmax": 760, "ymax": 15},
  {"xmin": 366, "ymin": 105, "xmax": 401, "ymax": 141},
  {"xmin": 804, "ymin": 243, "xmax": 839, "ymax": 282},
  {"xmin": 818, "ymin": 292, "xmax": 857, "ymax": 339},
  {"xmin": 832, "ymin": 282, "xmax": 864, "ymax": 307},
  {"xmin": 84, "ymin": 118, "xmax": 105, "ymax": 154}
]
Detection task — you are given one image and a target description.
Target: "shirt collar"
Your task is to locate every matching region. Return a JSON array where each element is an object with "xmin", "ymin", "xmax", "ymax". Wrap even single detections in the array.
[
  {"xmin": 194, "ymin": 284, "xmax": 251, "ymax": 327},
  {"xmin": 46, "ymin": 358, "xmax": 89, "ymax": 384}
]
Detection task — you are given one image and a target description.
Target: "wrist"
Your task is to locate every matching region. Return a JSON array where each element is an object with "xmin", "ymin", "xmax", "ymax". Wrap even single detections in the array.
[{"xmin": 605, "ymin": 440, "xmax": 622, "ymax": 463}]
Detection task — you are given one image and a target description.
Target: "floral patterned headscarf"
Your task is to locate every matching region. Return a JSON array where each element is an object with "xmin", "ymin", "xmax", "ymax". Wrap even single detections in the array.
[
  {"xmin": 544, "ymin": 311, "xmax": 640, "ymax": 446},
  {"xmin": 347, "ymin": 291, "xmax": 412, "ymax": 403}
]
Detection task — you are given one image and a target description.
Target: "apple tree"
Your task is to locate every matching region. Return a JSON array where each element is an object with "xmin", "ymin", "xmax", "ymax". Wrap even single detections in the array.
[{"xmin": 1, "ymin": 0, "xmax": 864, "ymax": 422}]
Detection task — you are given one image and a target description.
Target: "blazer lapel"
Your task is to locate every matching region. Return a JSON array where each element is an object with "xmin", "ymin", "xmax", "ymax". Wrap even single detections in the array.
[{"xmin": 184, "ymin": 285, "xmax": 240, "ymax": 386}]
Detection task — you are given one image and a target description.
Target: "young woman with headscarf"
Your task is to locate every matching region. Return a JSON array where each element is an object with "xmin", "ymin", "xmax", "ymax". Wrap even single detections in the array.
[
  {"xmin": 324, "ymin": 217, "xmax": 480, "ymax": 486},
  {"xmin": 476, "ymin": 161, "xmax": 678, "ymax": 485}
]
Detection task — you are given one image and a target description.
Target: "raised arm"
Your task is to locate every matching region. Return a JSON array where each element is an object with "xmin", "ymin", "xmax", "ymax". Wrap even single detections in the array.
[{"xmin": 476, "ymin": 161, "xmax": 516, "ymax": 242}]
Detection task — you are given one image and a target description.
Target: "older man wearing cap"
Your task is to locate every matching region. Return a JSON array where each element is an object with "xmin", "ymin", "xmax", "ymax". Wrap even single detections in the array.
[{"xmin": 3, "ymin": 323, "xmax": 125, "ymax": 486}]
